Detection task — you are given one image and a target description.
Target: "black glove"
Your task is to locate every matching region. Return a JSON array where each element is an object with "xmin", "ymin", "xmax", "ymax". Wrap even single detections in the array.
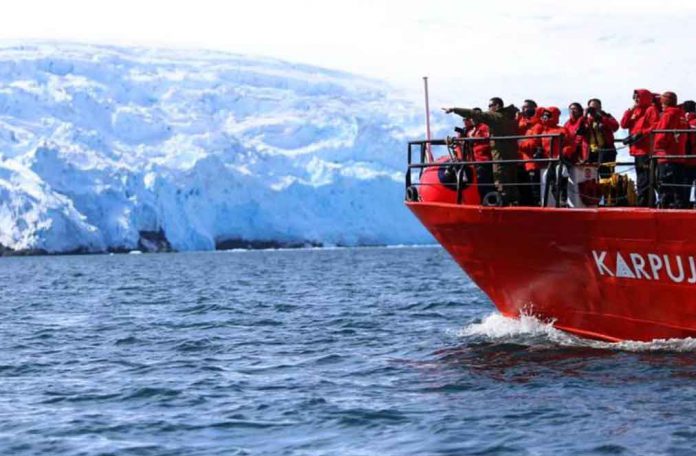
[{"xmin": 622, "ymin": 133, "xmax": 644, "ymax": 146}]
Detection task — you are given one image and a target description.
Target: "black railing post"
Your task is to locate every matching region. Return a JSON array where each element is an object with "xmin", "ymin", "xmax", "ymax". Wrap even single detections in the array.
[
  {"xmin": 542, "ymin": 168, "xmax": 550, "ymax": 208},
  {"xmin": 419, "ymin": 143, "xmax": 426, "ymax": 179},
  {"xmin": 456, "ymin": 166, "xmax": 465, "ymax": 205},
  {"xmin": 406, "ymin": 143, "xmax": 412, "ymax": 189},
  {"xmin": 648, "ymin": 132, "xmax": 655, "ymax": 207},
  {"xmin": 554, "ymin": 135, "xmax": 561, "ymax": 208}
]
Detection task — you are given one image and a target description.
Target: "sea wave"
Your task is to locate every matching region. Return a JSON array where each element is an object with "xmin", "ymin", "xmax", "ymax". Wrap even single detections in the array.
[{"xmin": 460, "ymin": 312, "xmax": 696, "ymax": 353}]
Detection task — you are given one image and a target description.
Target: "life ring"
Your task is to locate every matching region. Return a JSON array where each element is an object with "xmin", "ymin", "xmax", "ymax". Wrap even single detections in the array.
[
  {"xmin": 482, "ymin": 191, "xmax": 504, "ymax": 207},
  {"xmin": 405, "ymin": 185, "xmax": 420, "ymax": 202}
]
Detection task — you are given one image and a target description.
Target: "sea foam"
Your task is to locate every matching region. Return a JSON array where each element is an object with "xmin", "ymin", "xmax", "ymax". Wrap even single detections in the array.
[{"xmin": 461, "ymin": 312, "xmax": 696, "ymax": 353}]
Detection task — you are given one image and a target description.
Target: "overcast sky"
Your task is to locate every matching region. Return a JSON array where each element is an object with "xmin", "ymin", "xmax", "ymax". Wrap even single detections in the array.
[{"xmin": 1, "ymin": 0, "xmax": 696, "ymax": 111}]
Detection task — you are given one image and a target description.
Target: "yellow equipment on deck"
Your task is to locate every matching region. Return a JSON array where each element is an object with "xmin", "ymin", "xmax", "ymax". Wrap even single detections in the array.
[{"xmin": 599, "ymin": 174, "xmax": 637, "ymax": 207}]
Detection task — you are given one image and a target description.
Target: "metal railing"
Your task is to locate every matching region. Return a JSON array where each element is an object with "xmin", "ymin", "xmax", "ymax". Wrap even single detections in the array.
[
  {"xmin": 406, "ymin": 129, "xmax": 696, "ymax": 209},
  {"xmin": 646, "ymin": 129, "xmax": 696, "ymax": 207}
]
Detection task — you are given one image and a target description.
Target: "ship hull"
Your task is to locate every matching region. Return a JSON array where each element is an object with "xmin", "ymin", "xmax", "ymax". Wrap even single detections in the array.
[{"xmin": 407, "ymin": 202, "xmax": 696, "ymax": 342}]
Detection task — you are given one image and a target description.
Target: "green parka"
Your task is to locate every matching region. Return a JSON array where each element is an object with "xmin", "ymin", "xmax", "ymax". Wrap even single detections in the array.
[
  {"xmin": 452, "ymin": 105, "xmax": 520, "ymax": 161},
  {"xmin": 451, "ymin": 105, "xmax": 521, "ymax": 203}
]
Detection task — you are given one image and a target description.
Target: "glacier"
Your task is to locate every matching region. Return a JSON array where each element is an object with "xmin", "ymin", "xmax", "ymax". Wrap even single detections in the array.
[{"xmin": 0, "ymin": 43, "xmax": 436, "ymax": 253}]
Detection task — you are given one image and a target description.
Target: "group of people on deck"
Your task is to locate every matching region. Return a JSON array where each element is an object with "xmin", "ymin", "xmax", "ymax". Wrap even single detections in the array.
[{"xmin": 443, "ymin": 89, "xmax": 696, "ymax": 208}]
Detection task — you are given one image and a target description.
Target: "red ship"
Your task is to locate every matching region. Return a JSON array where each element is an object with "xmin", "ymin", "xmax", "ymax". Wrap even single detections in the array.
[{"xmin": 405, "ymin": 134, "xmax": 696, "ymax": 342}]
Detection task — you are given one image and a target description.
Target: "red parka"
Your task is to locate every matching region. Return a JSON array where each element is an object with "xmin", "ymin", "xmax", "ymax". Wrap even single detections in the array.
[
  {"xmin": 621, "ymin": 89, "xmax": 659, "ymax": 157},
  {"xmin": 564, "ymin": 115, "xmax": 588, "ymax": 161},
  {"xmin": 467, "ymin": 123, "xmax": 492, "ymax": 162},
  {"xmin": 517, "ymin": 107, "xmax": 542, "ymax": 135},
  {"xmin": 653, "ymin": 106, "xmax": 687, "ymax": 163},
  {"xmin": 519, "ymin": 107, "xmax": 575, "ymax": 170}
]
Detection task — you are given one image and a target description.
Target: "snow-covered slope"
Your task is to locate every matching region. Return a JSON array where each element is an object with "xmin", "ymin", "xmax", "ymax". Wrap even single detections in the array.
[{"xmin": 0, "ymin": 43, "xmax": 433, "ymax": 253}]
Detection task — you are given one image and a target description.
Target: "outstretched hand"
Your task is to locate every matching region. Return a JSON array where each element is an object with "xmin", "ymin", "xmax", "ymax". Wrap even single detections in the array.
[{"xmin": 442, "ymin": 107, "xmax": 454, "ymax": 114}]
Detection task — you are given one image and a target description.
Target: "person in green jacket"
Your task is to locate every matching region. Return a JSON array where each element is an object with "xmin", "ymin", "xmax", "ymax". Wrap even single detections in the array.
[{"xmin": 443, "ymin": 97, "xmax": 521, "ymax": 204}]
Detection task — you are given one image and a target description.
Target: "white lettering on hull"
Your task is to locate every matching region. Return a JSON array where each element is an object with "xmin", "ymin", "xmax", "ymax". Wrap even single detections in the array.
[
  {"xmin": 630, "ymin": 253, "xmax": 651, "ymax": 280},
  {"xmin": 615, "ymin": 253, "xmax": 636, "ymax": 279},
  {"xmin": 592, "ymin": 251, "xmax": 696, "ymax": 285},
  {"xmin": 664, "ymin": 255, "xmax": 685, "ymax": 283},
  {"xmin": 689, "ymin": 257, "xmax": 696, "ymax": 284},
  {"xmin": 647, "ymin": 254, "xmax": 663, "ymax": 280},
  {"xmin": 592, "ymin": 250, "xmax": 614, "ymax": 277}
]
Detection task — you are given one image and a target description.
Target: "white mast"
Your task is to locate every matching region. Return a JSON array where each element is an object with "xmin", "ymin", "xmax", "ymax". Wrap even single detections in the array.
[{"xmin": 423, "ymin": 76, "xmax": 434, "ymax": 162}]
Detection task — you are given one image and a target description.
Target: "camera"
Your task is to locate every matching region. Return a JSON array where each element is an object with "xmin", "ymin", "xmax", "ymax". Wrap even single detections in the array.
[
  {"xmin": 585, "ymin": 107, "xmax": 597, "ymax": 117},
  {"xmin": 454, "ymin": 126, "xmax": 466, "ymax": 135}
]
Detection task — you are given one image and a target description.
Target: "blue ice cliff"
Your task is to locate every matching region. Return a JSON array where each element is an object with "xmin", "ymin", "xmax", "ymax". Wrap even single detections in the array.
[{"xmin": 0, "ymin": 43, "xmax": 433, "ymax": 253}]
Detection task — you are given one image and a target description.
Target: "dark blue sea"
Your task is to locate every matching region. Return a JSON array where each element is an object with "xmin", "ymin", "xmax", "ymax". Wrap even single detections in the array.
[{"xmin": 3, "ymin": 246, "xmax": 696, "ymax": 455}]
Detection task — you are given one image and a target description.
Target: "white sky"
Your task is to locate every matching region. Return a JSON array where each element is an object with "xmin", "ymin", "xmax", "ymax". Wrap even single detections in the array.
[{"xmin": 2, "ymin": 0, "xmax": 696, "ymax": 111}]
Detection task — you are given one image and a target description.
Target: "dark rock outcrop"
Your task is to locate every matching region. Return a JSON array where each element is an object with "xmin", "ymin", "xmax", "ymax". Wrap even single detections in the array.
[
  {"xmin": 215, "ymin": 238, "xmax": 322, "ymax": 250},
  {"xmin": 138, "ymin": 229, "xmax": 173, "ymax": 253},
  {"xmin": 0, "ymin": 243, "xmax": 49, "ymax": 256}
]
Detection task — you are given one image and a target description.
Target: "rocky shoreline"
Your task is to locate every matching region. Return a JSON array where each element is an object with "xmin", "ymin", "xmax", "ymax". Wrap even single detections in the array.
[{"xmin": 0, "ymin": 236, "xmax": 373, "ymax": 257}]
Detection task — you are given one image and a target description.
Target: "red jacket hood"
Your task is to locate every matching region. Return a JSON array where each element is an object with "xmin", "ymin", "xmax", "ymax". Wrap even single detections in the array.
[
  {"xmin": 662, "ymin": 106, "xmax": 684, "ymax": 117},
  {"xmin": 634, "ymin": 89, "xmax": 653, "ymax": 108},
  {"xmin": 541, "ymin": 107, "xmax": 561, "ymax": 127}
]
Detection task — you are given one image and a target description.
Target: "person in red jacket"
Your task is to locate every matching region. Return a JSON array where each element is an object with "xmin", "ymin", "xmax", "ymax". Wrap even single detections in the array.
[
  {"xmin": 564, "ymin": 102, "xmax": 588, "ymax": 162},
  {"xmin": 521, "ymin": 108, "xmax": 576, "ymax": 159},
  {"xmin": 585, "ymin": 98, "xmax": 619, "ymax": 178},
  {"xmin": 452, "ymin": 116, "xmax": 469, "ymax": 161},
  {"xmin": 464, "ymin": 108, "xmax": 495, "ymax": 203},
  {"xmin": 621, "ymin": 89, "xmax": 660, "ymax": 206},
  {"xmin": 653, "ymin": 93, "xmax": 663, "ymax": 115},
  {"xmin": 653, "ymin": 91, "xmax": 686, "ymax": 208},
  {"xmin": 517, "ymin": 99, "xmax": 539, "ymax": 135},
  {"xmin": 682, "ymin": 100, "xmax": 696, "ymax": 208},
  {"xmin": 516, "ymin": 100, "xmax": 541, "ymax": 205},
  {"xmin": 519, "ymin": 107, "xmax": 575, "ymax": 205}
]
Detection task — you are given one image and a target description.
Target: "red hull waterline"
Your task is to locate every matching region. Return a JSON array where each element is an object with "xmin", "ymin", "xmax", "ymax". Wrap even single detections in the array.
[{"xmin": 408, "ymin": 202, "xmax": 696, "ymax": 342}]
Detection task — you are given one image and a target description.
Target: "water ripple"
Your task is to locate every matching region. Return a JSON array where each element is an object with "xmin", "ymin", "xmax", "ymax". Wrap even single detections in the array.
[{"xmin": 0, "ymin": 248, "xmax": 694, "ymax": 455}]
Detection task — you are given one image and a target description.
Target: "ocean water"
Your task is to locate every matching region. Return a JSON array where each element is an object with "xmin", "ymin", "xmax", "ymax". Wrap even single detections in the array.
[{"xmin": 2, "ymin": 247, "xmax": 696, "ymax": 455}]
